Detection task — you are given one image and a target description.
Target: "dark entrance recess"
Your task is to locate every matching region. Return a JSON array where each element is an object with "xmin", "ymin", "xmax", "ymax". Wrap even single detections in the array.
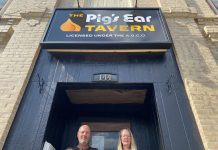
[
  {"xmin": 44, "ymin": 83, "xmax": 161, "ymax": 150},
  {"xmin": 3, "ymin": 50, "xmax": 204, "ymax": 150}
]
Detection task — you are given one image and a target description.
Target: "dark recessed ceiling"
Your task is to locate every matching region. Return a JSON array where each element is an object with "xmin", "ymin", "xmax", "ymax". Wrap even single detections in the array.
[{"xmin": 66, "ymin": 89, "xmax": 146, "ymax": 104}]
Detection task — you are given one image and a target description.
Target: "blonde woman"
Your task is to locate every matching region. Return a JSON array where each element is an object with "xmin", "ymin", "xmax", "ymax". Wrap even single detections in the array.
[{"xmin": 117, "ymin": 128, "xmax": 137, "ymax": 150}]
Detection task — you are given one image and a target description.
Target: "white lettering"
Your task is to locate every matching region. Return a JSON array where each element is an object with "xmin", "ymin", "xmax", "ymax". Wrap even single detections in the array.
[
  {"xmin": 86, "ymin": 14, "xmax": 97, "ymax": 22},
  {"xmin": 123, "ymin": 14, "xmax": 152, "ymax": 23},
  {"xmin": 86, "ymin": 14, "xmax": 152, "ymax": 23},
  {"xmin": 86, "ymin": 14, "xmax": 119, "ymax": 24},
  {"xmin": 123, "ymin": 14, "xmax": 134, "ymax": 22},
  {"xmin": 146, "ymin": 16, "xmax": 152, "ymax": 22},
  {"xmin": 102, "ymin": 16, "xmax": 112, "ymax": 25},
  {"xmin": 134, "ymin": 16, "xmax": 145, "ymax": 22}
]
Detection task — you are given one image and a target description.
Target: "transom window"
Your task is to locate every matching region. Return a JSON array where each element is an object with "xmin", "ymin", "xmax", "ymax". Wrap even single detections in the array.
[
  {"xmin": 91, "ymin": 132, "xmax": 119, "ymax": 150},
  {"xmin": 82, "ymin": 122, "xmax": 130, "ymax": 150}
]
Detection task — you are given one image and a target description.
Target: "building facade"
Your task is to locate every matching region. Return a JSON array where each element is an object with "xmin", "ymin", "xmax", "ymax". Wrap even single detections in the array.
[{"xmin": 0, "ymin": 0, "xmax": 218, "ymax": 149}]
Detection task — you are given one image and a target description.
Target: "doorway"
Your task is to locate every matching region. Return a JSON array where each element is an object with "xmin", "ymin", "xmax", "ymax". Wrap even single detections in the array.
[{"xmin": 43, "ymin": 83, "xmax": 162, "ymax": 150}]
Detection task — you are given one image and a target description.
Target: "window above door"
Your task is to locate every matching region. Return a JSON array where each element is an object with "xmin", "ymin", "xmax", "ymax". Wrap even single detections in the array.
[{"xmin": 82, "ymin": 122, "xmax": 130, "ymax": 150}]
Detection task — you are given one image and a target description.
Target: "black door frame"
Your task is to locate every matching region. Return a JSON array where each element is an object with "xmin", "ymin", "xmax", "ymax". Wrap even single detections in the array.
[{"xmin": 44, "ymin": 82, "xmax": 162, "ymax": 150}]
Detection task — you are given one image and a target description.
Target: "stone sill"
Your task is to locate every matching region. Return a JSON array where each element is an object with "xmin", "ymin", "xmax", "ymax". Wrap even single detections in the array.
[
  {"xmin": 204, "ymin": 26, "xmax": 218, "ymax": 43},
  {"xmin": 162, "ymin": 7, "xmax": 197, "ymax": 18},
  {"xmin": 195, "ymin": 15, "xmax": 218, "ymax": 25}
]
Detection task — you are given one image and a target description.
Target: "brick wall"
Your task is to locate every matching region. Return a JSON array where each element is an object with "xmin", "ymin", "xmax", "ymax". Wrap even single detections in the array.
[
  {"xmin": 0, "ymin": 0, "xmax": 58, "ymax": 148},
  {"xmin": 158, "ymin": 0, "xmax": 218, "ymax": 149},
  {"xmin": 165, "ymin": 16, "xmax": 218, "ymax": 149},
  {"xmin": 157, "ymin": 0, "xmax": 189, "ymax": 11},
  {"xmin": 0, "ymin": 18, "xmax": 49, "ymax": 149}
]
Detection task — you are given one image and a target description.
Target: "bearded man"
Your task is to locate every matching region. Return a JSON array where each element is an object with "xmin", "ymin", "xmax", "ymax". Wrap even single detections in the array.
[{"xmin": 66, "ymin": 125, "xmax": 98, "ymax": 150}]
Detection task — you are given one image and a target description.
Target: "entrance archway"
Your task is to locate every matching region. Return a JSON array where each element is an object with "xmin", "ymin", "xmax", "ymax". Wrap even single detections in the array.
[{"xmin": 44, "ymin": 83, "xmax": 162, "ymax": 150}]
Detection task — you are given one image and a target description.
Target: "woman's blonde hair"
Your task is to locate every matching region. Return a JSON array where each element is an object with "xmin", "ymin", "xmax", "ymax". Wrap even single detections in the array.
[{"xmin": 117, "ymin": 128, "xmax": 137, "ymax": 150}]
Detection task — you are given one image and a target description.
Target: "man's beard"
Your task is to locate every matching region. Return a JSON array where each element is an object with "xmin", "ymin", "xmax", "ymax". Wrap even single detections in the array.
[{"xmin": 79, "ymin": 139, "xmax": 89, "ymax": 144}]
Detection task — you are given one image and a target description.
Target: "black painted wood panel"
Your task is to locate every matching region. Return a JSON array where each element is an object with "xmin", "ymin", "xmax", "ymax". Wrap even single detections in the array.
[
  {"xmin": 3, "ymin": 49, "xmax": 204, "ymax": 150},
  {"xmin": 154, "ymin": 83, "xmax": 191, "ymax": 150},
  {"xmin": 4, "ymin": 82, "xmax": 54, "ymax": 149}
]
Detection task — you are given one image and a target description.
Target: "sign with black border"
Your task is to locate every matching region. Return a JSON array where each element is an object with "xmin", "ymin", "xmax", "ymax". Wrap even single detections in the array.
[{"xmin": 41, "ymin": 8, "xmax": 172, "ymax": 51}]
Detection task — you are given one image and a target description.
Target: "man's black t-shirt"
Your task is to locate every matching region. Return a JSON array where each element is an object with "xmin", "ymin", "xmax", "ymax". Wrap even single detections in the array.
[{"xmin": 68, "ymin": 147, "xmax": 98, "ymax": 150}]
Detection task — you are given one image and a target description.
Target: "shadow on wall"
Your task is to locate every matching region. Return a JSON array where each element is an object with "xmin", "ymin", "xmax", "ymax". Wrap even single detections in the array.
[{"xmin": 0, "ymin": 25, "xmax": 14, "ymax": 53}]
